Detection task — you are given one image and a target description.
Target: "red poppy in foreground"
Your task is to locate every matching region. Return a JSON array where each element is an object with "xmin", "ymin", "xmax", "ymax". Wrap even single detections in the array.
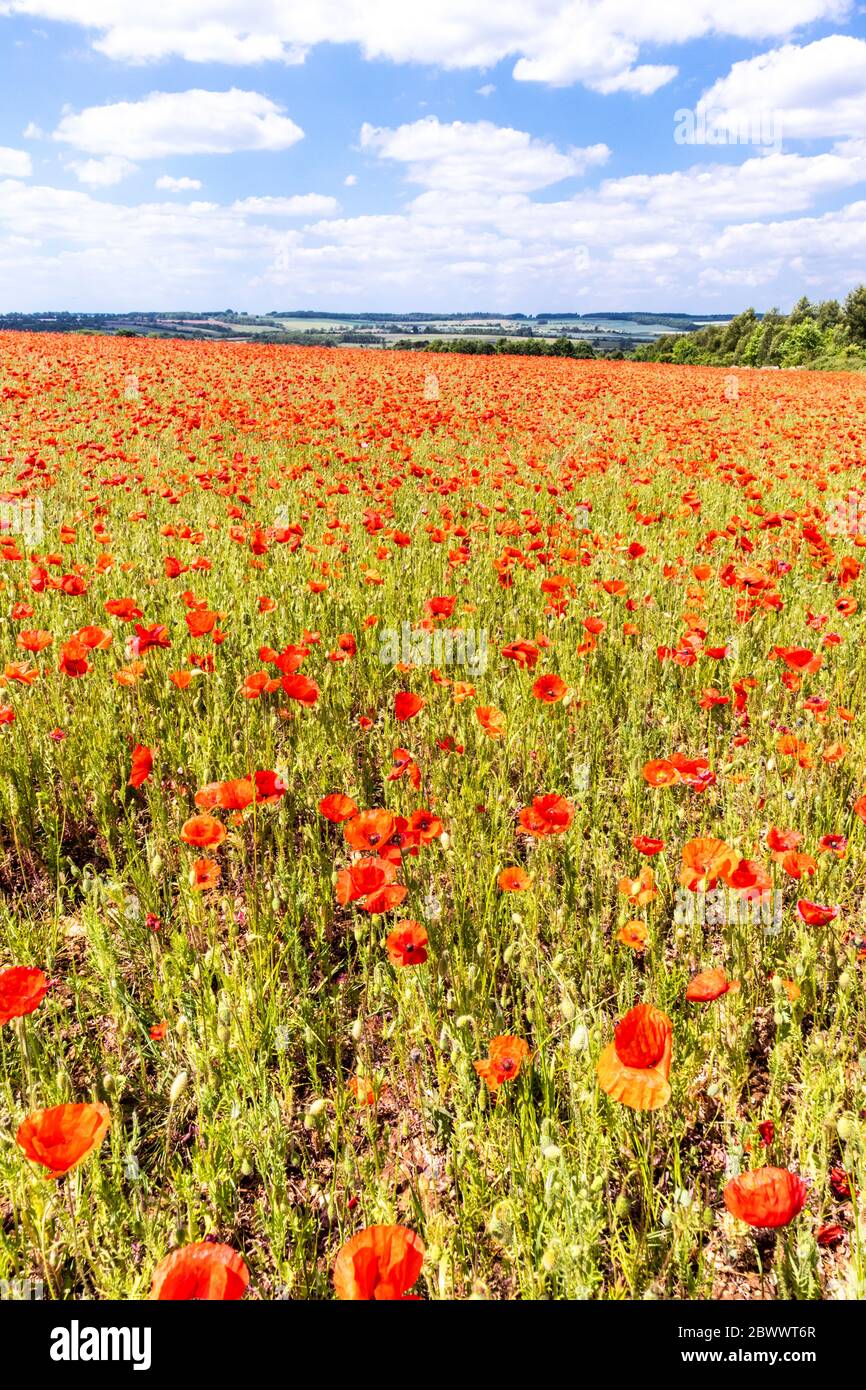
[
  {"xmin": 151, "ymin": 1242, "xmax": 249, "ymax": 1300},
  {"xmin": 394, "ymin": 691, "xmax": 424, "ymax": 721},
  {"xmin": 319, "ymin": 792, "xmax": 358, "ymax": 823},
  {"xmin": 498, "ymin": 866, "xmax": 531, "ymax": 891},
  {"xmin": 796, "ymin": 899, "xmax": 839, "ymax": 926},
  {"xmin": 474, "ymin": 1035, "xmax": 530, "ymax": 1091},
  {"xmin": 333, "ymin": 1225, "xmax": 425, "ymax": 1300},
  {"xmin": 532, "ymin": 673, "xmax": 567, "ymax": 703},
  {"xmin": 180, "ymin": 814, "xmax": 226, "ymax": 849},
  {"xmin": 16, "ymin": 1102, "xmax": 110, "ymax": 1178},
  {"xmin": 597, "ymin": 1004, "xmax": 673, "ymax": 1111},
  {"xmin": 0, "ymin": 966, "xmax": 49, "ymax": 1025},
  {"xmin": 128, "ymin": 743, "xmax": 153, "ymax": 788},
  {"xmin": 685, "ymin": 968, "xmax": 737, "ymax": 1002},
  {"xmin": 386, "ymin": 919, "xmax": 428, "ymax": 966},
  {"xmin": 723, "ymin": 1167, "xmax": 807, "ymax": 1228},
  {"xmin": 518, "ymin": 794, "xmax": 574, "ymax": 836}
]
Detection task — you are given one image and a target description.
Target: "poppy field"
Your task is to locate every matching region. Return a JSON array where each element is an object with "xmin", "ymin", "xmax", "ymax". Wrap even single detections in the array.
[{"xmin": 2, "ymin": 331, "xmax": 866, "ymax": 1301}]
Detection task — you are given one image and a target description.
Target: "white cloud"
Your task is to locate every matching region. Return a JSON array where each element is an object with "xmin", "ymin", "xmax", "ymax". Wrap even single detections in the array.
[
  {"xmin": 69, "ymin": 155, "xmax": 137, "ymax": 186},
  {"xmin": 52, "ymin": 88, "xmax": 304, "ymax": 161},
  {"xmin": 0, "ymin": 1, "xmax": 851, "ymax": 93},
  {"xmin": 22, "ymin": 121, "xmax": 43, "ymax": 139},
  {"xmin": 476, "ymin": 83, "xmax": 495, "ymax": 97},
  {"xmin": 344, "ymin": 174, "xmax": 357, "ymax": 186},
  {"xmin": 155, "ymin": 174, "xmax": 202, "ymax": 191},
  {"xmin": 360, "ymin": 117, "xmax": 610, "ymax": 193},
  {"xmin": 4, "ymin": 133, "xmax": 864, "ymax": 312},
  {"xmin": 697, "ymin": 35, "xmax": 866, "ymax": 142},
  {"xmin": 232, "ymin": 193, "xmax": 340, "ymax": 216},
  {"xmin": 0, "ymin": 146, "xmax": 32, "ymax": 176}
]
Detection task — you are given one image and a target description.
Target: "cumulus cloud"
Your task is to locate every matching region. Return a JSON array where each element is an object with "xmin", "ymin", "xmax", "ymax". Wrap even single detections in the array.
[
  {"xmin": 0, "ymin": 145, "xmax": 32, "ymax": 176},
  {"xmin": 360, "ymin": 117, "xmax": 609, "ymax": 193},
  {"xmin": 697, "ymin": 35, "xmax": 866, "ymax": 142},
  {"xmin": 155, "ymin": 174, "xmax": 202, "ymax": 191},
  {"xmin": 0, "ymin": 1, "xmax": 851, "ymax": 94},
  {"xmin": 2, "ymin": 135, "xmax": 865, "ymax": 311},
  {"xmin": 68, "ymin": 155, "xmax": 137, "ymax": 186},
  {"xmin": 232, "ymin": 193, "xmax": 340, "ymax": 216},
  {"xmin": 52, "ymin": 88, "xmax": 304, "ymax": 161}
]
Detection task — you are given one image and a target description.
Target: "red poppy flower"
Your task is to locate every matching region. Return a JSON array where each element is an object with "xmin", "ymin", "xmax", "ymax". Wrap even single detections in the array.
[
  {"xmin": 151, "ymin": 1242, "xmax": 249, "ymax": 1300},
  {"xmin": 532, "ymin": 673, "xmax": 567, "ymax": 703},
  {"xmin": 180, "ymin": 814, "xmax": 226, "ymax": 848},
  {"xmin": 501, "ymin": 640, "xmax": 540, "ymax": 670},
  {"xmin": 475, "ymin": 705, "xmax": 506, "ymax": 738},
  {"xmin": 597, "ymin": 1004, "xmax": 673, "ymax": 1111},
  {"xmin": 679, "ymin": 837, "xmax": 738, "ymax": 891},
  {"xmin": 128, "ymin": 743, "xmax": 153, "ymax": 789},
  {"xmin": 497, "ymin": 866, "xmax": 531, "ymax": 891},
  {"xmin": 408, "ymin": 808, "xmax": 443, "ymax": 842},
  {"xmin": 333, "ymin": 1225, "xmax": 425, "ymax": 1300},
  {"xmin": 632, "ymin": 836, "xmax": 665, "ymax": 856},
  {"xmin": 191, "ymin": 858, "xmax": 221, "ymax": 891},
  {"xmin": 723, "ymin": 1167, "xmax": 807, "ymax": 1228},
  {"xmin": 319, "ymin": 793, "xmax": 359, "ymax": 823},
  {"xmin": 686, "ymin": 968, "xmax": 735, "ymax": 1002},
  {"xmin": 474, "ymin": 1036, "xmax": 530, "ymax": 1091},
  {"xmin": 344, "ymin": 809, "xmax": 396, "ymax": 853},
  {"xmin": 797, "ymin": 899, "xmax": 839, "ymax": 926},
  {"xmin": 0, "ymin": 966, "xmax": 49, "ymax": 1026},
  {"xmin": 16, "ymin": 1102, "xmax": 110, "ymax": 1178},
  {"xmin": 642, "ymin": 758, "xmax": 681, "ymax": 787},
  {"xmin": 518, "ymin": 794, "xmax": 574, "ymax": 837},
  {"xmin": 281, "ymin": 673, "xmax": 320, "ymax": 706},
  {"xmin": 767, "ymin": 826, "xmax": 803, "ymax": 854},
  {"xmin": 386, "ymin": 919, "xmax": 428, "ymax": 966},
  {"xmin": 394, "ymin": 691, "xmax": 424, "ymax": 721}
]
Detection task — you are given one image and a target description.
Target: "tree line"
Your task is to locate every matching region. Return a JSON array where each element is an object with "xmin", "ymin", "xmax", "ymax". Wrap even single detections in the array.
[{"xmin": 633, "ymin": 287, "xmax": 866, "ymax": 371}]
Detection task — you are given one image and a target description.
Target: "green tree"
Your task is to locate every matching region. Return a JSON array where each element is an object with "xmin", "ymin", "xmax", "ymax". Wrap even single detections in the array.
[{"xmin": 844, "ymin": 286, "xmax": 866, "ymax": 345}]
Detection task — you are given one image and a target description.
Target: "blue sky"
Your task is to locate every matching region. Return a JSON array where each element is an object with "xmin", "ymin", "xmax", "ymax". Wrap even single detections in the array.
[{"xmin": 1, "ymin": 2, "xmax": 865, "ymax": 313}]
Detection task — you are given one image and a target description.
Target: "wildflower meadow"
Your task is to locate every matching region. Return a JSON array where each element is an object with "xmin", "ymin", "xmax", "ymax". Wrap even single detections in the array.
[{"xmin": 1, "ymin": 332, "xmax": 866, "ymax": 1303}]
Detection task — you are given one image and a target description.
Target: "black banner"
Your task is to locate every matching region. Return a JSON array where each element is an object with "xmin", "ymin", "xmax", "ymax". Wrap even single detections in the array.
[{"xmin": 0, "ymin": 1296, "xmax": 850, "ymax": 1376}]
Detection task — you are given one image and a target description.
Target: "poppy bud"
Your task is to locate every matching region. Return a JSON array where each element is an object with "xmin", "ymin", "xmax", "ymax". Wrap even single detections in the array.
[
  {"xmin": 176, "ymin": 1014, "xmax": 189, "ymax": 1037},
  {"xmin": 350, "ymin": 1017, "xmax": 363, "ymax": 1042},
  {"xmin": 150, "ymin": 854, "xmax": 163, "ymax": 877},
  {"xmin": 836, "ymin": 1115, "xmax": 857, "ymax": 1143},
  {"xmin": 217, "ymin": 1023, "xmax": 230, "ymax": 1044},
  {"xmin": 560, "ymin": 995, "xmax": 575, "ymax": 1021},
  {"xmin": 569, "ymin": 1024, "xmax": 589, "ymax": 1052},
  {"xmin": 102, "ymin": 1072, "xmax": 116, "ymax": 1095},
  {"xmin": 169, "ymin": 1070, "xmax": 188, "ymax": 1105},
  {"xmin": 308, "ymin": 1097, "xmax": 327, "ymax": 1118}
]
